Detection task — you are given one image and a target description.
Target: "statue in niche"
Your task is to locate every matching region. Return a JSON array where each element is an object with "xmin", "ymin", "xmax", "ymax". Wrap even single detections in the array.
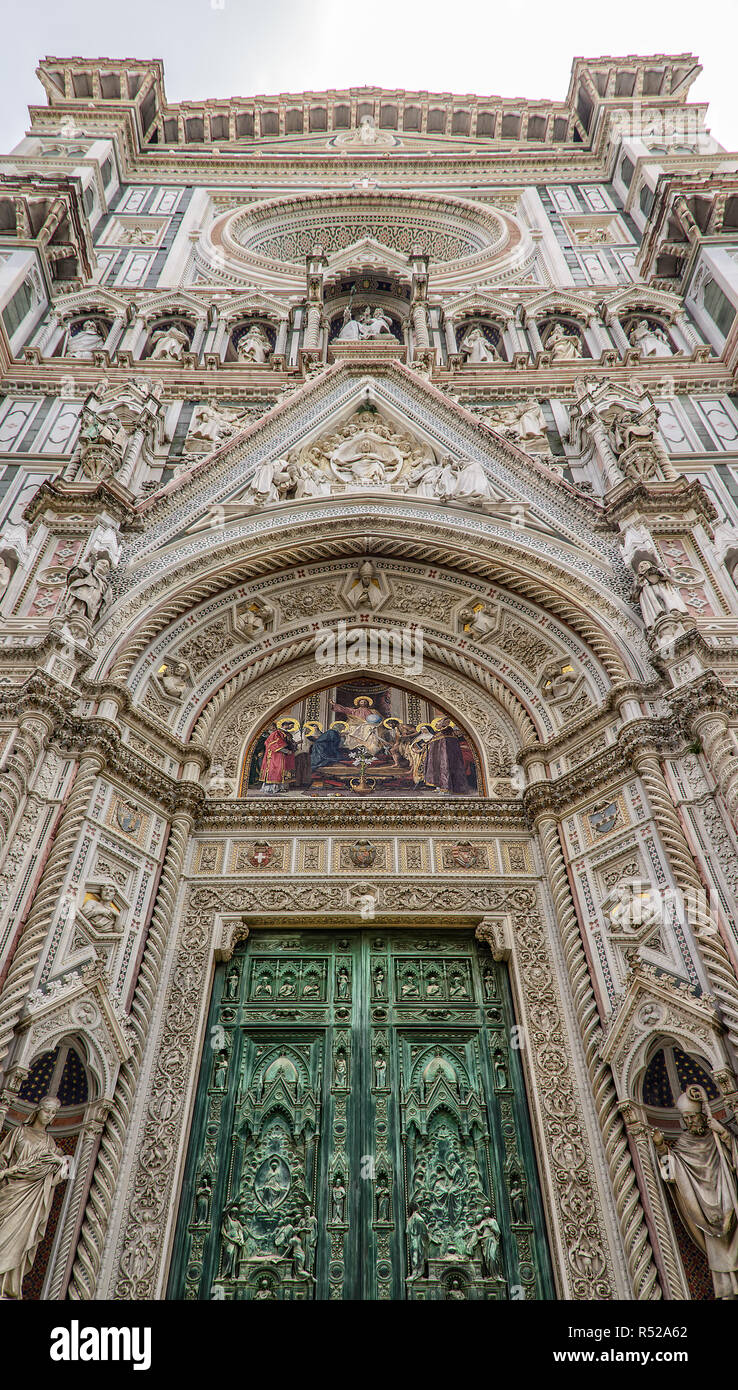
[
  {"xmin": 406, "ymin": 1205, "xmax": 429, "ymax": 1279},
  {"xmin": 78, "ymin": 882, "xmax": 119, "ymax": 936},
  {"xmin": 63, "ymin": 318, "xmax": 107, "ymax": 359},
  {"xmin": 633, "ymin": 559, "xmax": 689, "ymax": 628},
  {"xmin": 361, "ymin": 306, "xmax": 394, "ymax": 338},
  {"xmin": 221, "ymin": 1205, "xmax": 246, "ymax": 1279},
  {"xmin": 225, "ymin": 965, "xmax": 239, "ymax": 1000},
  {"xmin": 447, "ymin": 1276, "xmax": 467, "ymax": 1299},
  {"xmin": 254, "ymin": 1276, "xmax": 276, "ymax": 1299},
  {"xmin": 331, "ymin": 1176, "xmax": 346, "ymax": 1223},
  {"xmin": 471, "ymin": 1207, "xmax": 503, "ymax": 1279},
  {"xmin": 653, "ymin": 1085, "xmax": 738, "ymax": 1299},
  {"xmin": 237, "ymin": 324, "xmax": 272, "ymax": 364},
  {"xmin": 195, "ymin": 1173, "xmax": 212, "ymax": 1225},
  {"xmin": 459, "ymin": 324, "xmax": 499, "ymax": 364},
  {"xmin": 0, "ymin": 556, "xmax": 12, "ymax": 598},
  {"xmin": 346, "ymin": 559, "xmax": 383, "ymax": 612},
  {"xmin": 628, "ymin": 318, "xmax": 672, "ymax": 357},
  {"xmin": 493, "ymin": 1050, "xmax": 508, "ymax": 1090},
  {"xmin": 300, "ymin": 1213, "xmax": 318, "ymax": 1271},
  {"xmin": 157, "ymin": 659, "xmax": 189, "ymax": 699},
  {"xmin": 333, "ymin": 1052, "xmax": 347, "ymax": 1087},
  {"xmin": 338, "ymin": 305, "xmax": 395, "ymax": 340},
  {"xmin": 545, "ymin": 323, "xmax": 582, "ymax": 361},
  {"xmin": 460, "ymin": 603, "xmax": 496, "ymax": 639},
  {"xmin": 150, "ymin": 324, "xmax": 190, "ymax": 362},
  {"xmin": 63, "ymin": 554, "xmax": 112, "ymax": 625},
  {"xmin": 337, "ymin": 306, "xmax": 363, "ymax": 341},
  {"xmin": 0, "ymin": 1096, "xmax": 72, "ymax": 1299},
  {"xmin": 213, "ymin": 1048, "xmax": 229, "ymax": 1090},
  {"xmin": 376, "ymin": 1174, "xmax": 391, "ymax": 1222},
  {"xmin": 509, "ymin": 1176, "xmax": 527, "ymax": 1225}
]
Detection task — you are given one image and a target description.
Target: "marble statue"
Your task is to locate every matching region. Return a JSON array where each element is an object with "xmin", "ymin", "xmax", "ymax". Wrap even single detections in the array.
[
  {"xmin": 653, "ymin": 1085, "xmax": 738, "ymax": 1298},
  {"xmin": 459, "ymin": 325, "xmax": 498, "ymax": 364},
  {"xmin": 64, "ymin": 319, "xmax": 107, "ymax": 359},
  {"xmin": 633, "ymin": 559, "xmax": 688, "ymax": 628},
  {"xmin": 361, "ymin": 306, "xmax": 394, "ymax": 338},
  {"xmin": 0, "ymin": 557, "xmax": 12, "ymax": 598},
  {"xmin": 449, "ymin": 457, "xmax": 492, "ymax": 504},
  {"xmin": 629, "ymin": 318, "xmax": 672, "ymax": 357},
  {"xmin": 150, "ymin": 325, "xmax": 190, "ymax": 362},
  {"xmin": 158, "ymin": 660, "xmax": 189, "ymax": 698},
  {"xmin": 460, "ymin": 604, "xmax": 496, "ymax": 638},
  {"xmin": 347, "ymin": 559, "xmax": 383, "ymax": 612},
  {"xmin": 237, "ymin": 324, "xmax": 272, "ymax": 364},
  {"xmin": 337, "ymin": 307, "xmax": 363, "ymax": 341},
  {"xmin": 79, "ymin": 883, "xmax": 119, "ymax": 935},
  {"xmin": 486, "ymin": 398, "xmax": 547, "ymax": 442},
  {"xmin": 0, "ymin": 1097, "xmax": 72, "ymax": 1298},
  {"xmin": 546, "ymin": 323, "xmax": 582, "ymax": 361},
  {"xmin": 245, "ymin": 457, "xmax": 292, "ymax": 506},
  {"xmin": 189, "ymin": 402, "xmax": 243, "ymax": 443},
  {"xmin": 63, "ymin": 555, "xmax": 111, "ymax": 624},
  {"xmin": 287, "ymin": 459, "xmax": 331, "ymax": 498}
]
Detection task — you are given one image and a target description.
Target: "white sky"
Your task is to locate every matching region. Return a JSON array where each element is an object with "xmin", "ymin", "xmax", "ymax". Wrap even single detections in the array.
[{"xmin": 1, "ymin": 0, "xmax": 736, "ymax": 153}]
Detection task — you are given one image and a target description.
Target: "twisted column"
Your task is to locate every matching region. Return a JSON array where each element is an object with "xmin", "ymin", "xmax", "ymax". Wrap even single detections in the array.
[
  {"xmin": 44, "ymin": 1100, "xmax": 111, "ymax": 1300},
  {"xmin": 537, "ymin": 812, "xmax": 663, "ymax": 1299},
  {"xmin": 303, "ymin": 303, "xmax": 323, "ymax": 351},
  {"xmin": 634, "ymin": 752, "xmax": 738, "ymax": 1055},
  {"xmin": 0, "ymin": 715, "xmax": 52, "ymax": 849},
  {"xmin": 411, "ymin": 303, "xmax": 430, "ymax": 349},
  {"xmin": 68, "ymin": 805, "xmax": 194, "ymax": 1301},
  {"xmin": 0, "ymin": 751, "xmax": 103, "ymax": 1073},
  {"xmin": 690, "ymin": 712, "xmax": 738, "ymax": 826}
]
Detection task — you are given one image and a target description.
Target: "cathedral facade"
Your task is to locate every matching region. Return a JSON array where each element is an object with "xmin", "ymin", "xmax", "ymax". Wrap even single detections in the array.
[{"xmin": 1, "ymin": 51, "xmax": 738, "ymax": 1303}]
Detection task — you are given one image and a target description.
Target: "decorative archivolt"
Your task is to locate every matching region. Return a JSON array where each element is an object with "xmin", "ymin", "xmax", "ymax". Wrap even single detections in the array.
[
  {"xmin": 97, "ymin": 508, "xmax": 649, "ymax": 701},
  {"xmin": 124, "ymin": 555, "xmax": 612, "ymax": 746}
]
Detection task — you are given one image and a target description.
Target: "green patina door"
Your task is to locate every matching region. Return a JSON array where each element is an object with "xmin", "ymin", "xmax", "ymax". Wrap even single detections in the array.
[{"xmin": 169, "ymin": 929, "xmax": 554, "ymax": 1301}]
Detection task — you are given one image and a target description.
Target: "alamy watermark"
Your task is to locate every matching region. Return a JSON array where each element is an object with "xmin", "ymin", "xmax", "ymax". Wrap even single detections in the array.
[{"xmin": 315, "ymin": 620, "xmax": 423, "ymax": 677}]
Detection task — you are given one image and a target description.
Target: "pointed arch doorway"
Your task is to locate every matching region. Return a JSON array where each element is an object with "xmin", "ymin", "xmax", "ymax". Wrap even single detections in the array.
[{"xmin": 168, "ymin": 923, "xmax": 554, "ymax": 1302}]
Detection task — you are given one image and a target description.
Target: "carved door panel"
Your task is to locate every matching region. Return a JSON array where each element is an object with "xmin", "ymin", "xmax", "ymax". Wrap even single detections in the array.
[{"xmin": 168, "ymin": 930, "xmax": 553, "ymax": 1301}]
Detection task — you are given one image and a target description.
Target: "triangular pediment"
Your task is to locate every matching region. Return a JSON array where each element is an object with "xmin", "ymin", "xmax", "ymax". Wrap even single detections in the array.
[
  {"xmin": 130, "ymin": 362, "xmax": 615, "ymax": 581},
  {"xmin": 325, "ymin": 237, "xmax": 413, "ymax": 276}
]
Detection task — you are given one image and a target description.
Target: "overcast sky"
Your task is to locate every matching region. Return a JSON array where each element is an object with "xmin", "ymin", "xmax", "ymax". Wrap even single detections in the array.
[{"xmin": 1, "ymin": 0, "xmax": 736, "ymax": 153}]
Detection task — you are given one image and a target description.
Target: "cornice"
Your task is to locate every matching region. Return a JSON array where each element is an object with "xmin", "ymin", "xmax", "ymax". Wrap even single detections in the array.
[{"xmin": 197, "ymin": 795, "xmax": 527, "ymax": 832}]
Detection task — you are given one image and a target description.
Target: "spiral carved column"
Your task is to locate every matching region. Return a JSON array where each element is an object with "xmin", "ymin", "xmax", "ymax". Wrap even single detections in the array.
[
  {"xmin": 0, "ymin": 714, "xmax": 52, "ymax": 849},
  {"xmin": 0, "ymin": 750, "xmax": 103, "ymax": 1074},
  {"xmin": 690, "ymin": 712, "xmax": 738, "ymax": 826},
  {"xmin": 67, "ymin": 804, "xmax": 194, "ymax": 1300},
  {"xmin": 537, "ymin": 812, "xmax": 663, "ymax": 1300},
  {"xmin": 634, "ymin": 752, "xmax": 738, "ymax": 1056}
]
